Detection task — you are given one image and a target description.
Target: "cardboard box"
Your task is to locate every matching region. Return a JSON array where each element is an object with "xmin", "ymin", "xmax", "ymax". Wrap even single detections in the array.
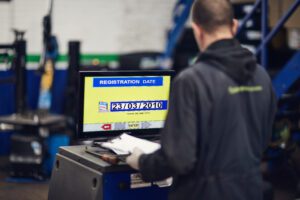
[
  {"xmin": 269, "ymin": 0, "xmax": 282, "ymax": 27},
  {"xmin": 231, "ymin": 0, "xmax": 255, "ymax": 3},
  {"xmin": 283, "ymin": 0, "xmax": 300, "ymax": 28},
  {"xmin": 270, "ymin": 0, "xmax": 300, "ymax": 28}
]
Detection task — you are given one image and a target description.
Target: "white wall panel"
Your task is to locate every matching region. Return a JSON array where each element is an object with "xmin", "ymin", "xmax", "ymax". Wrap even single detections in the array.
[
  {"xmin": 12, "ymin": 0, "xmax": 48, "ymax": 53},
  {"xmin": 0, "ymin": 0, "xmax": 176, "ymax": 54},
  {"xmin": 0, "ymin": 2, "xmax": 13, "ymax": 43}
]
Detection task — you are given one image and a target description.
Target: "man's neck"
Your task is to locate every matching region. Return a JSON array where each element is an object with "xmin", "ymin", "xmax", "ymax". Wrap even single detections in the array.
[{"xmin": 202, "ymin": 32, "xmax": 234, "ymax": 51}]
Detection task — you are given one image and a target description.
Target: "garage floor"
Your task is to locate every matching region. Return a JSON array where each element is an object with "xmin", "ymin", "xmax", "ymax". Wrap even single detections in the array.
[
  {"xmin": 0, "ymin": 157, "xmax": 48, "ymax": 200},
  {"xmin": 0, "ymin": 156, "xmax": 298, "ymax": 200}
]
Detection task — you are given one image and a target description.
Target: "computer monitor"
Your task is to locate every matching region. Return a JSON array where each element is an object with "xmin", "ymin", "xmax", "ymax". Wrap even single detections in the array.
[{"xmin": 77, "ymin": 70, "xmax": 174, "ymax": 140}]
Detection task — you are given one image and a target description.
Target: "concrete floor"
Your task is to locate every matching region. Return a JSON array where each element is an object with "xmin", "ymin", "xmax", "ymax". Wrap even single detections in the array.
[
  {"xmin": 0, "ymin": 180, "xmax": 48, "ymax": 200},
  {"xmin": 0, "ymin": 156, "xmax": 298, "ymax": 200},
  {"xmin": 0, "ymin": 157, "xmax": 49, "ymax": 200}
]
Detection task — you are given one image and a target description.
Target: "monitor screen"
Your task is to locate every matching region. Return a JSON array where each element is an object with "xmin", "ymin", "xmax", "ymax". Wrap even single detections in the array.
[{"xmin": 78, "ymin": 70, "xmax": 173, "ymax": 139}]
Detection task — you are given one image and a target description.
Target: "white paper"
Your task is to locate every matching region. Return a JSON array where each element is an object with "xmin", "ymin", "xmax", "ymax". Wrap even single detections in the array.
[{"xmin": 100, "ymin": 133, "xmax": 161, "ymax": 155}]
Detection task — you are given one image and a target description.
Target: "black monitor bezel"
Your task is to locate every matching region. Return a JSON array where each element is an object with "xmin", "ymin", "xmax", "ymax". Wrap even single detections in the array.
[{"xmin": 77, "ymin": 70, "xmax": 174, "ymax": 140}]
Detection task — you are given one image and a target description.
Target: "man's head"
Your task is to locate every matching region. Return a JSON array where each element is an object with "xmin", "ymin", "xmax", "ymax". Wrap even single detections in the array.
[{"xmin": 191, "ymin": 0, "xmax": 238, "ymax": 51}]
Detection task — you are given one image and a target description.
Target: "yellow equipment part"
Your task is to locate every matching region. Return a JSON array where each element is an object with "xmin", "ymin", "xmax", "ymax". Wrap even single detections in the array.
[{"xmin": 40, "ymin": 59, "xmax": 54, "ymax": 91}]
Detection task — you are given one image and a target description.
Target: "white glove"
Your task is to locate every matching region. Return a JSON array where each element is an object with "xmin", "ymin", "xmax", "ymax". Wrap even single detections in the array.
[{"xmin": 126, "ymin": 147, "xmax": 144, "ymax": 170}]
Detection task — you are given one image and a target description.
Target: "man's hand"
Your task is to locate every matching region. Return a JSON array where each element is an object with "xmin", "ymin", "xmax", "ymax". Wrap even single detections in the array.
[{"xmin": 126, "ymin": 148, "xmax": 144, "ymax": 170}]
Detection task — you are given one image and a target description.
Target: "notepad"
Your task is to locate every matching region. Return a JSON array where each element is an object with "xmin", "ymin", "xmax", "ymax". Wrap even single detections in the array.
[{"xmin": 98, "ymin": 133, "xmax": 161, "ymax": 155}]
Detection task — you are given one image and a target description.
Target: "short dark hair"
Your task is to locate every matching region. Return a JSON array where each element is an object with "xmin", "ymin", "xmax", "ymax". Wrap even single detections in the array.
[{"xmin": 192, "ymin": 0, "xmax": 234, "ymax": 33}]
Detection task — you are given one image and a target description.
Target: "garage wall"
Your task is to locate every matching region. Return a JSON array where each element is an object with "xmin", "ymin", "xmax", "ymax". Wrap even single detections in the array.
[
  {"xmin": 0, "ymin": 2, "xmax": 13, "ymax": 44},
  {"xmin": 0, "ymin": 0, "xmax": 176, "ymax": 54}
]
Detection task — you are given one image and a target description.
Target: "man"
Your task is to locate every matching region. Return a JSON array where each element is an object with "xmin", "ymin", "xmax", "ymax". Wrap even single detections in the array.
[{"xmin": 126, "ymin": 0, "xmax": 277, "ymax": 199}]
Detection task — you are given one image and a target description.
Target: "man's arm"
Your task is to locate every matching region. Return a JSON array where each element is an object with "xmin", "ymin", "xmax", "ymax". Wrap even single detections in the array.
[{"xmin": 138, "ymin": 72, "xmax": 199, "ymax": 182}]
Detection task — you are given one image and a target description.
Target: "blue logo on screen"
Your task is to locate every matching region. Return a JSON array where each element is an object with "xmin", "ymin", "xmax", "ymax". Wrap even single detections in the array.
[{"xmin": 93, "ymin": 77, "xmax": 163, "ymax": 87}]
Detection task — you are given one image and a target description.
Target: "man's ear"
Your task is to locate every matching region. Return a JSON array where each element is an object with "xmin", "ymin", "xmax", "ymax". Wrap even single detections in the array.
[
  {"xmin": 191, "ymin": 22, "xmax": 204, "ymax": 51},
  {"xmin": 191, "ymin": 22, "xmax": 200, "ymax": 37},
  {"xmin": 232, "ymin": 19, "xmax": 239, "ymax": 36}
]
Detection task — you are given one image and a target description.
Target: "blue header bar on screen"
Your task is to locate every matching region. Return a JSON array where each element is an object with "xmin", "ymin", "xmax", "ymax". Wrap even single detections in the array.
[{"xmin": 93, "ymin": 77, "xmax": 163, "ymax": 87}]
